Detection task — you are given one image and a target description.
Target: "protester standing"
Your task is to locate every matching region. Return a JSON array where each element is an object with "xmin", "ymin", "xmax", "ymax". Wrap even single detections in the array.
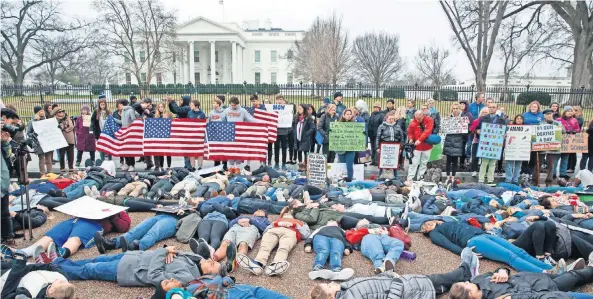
[
  {"xmin": 90, "ymin": 97, "xmax": 111, "ymax": 161},
  {"xmin": 375, "ymin": 112, "xmax": 405, "ymax": 176},
  {"xmin": 540, "ymin": 109, "xmax": 565, "ymax": 184},
  {"xmin": 458, "ymin": 100, "xmax": 474, "ymax": 168},
  {"xmin": 273, "ymin": 95, "xmax": 290, "ymax": 170},
  {"xmin": 442, "ymin": 104, "xmax": 465, "ymax": 185},
  {"xmin": 308, "ymin": 104, "xmax": 319, "ymax": 153},
  {"xmin": 318, "ymin": 104, "xmax": 339, "ymax": 163},
  {"xmin": 187, "ymin": 99, "xmax": 206, "ymax": 171},
  {"xmin": 407, "ymin": 110, "xmax": 434, "ymax": 181},
  {"xmin": 223, "ymin": 96, "xmax": 255, "ymax": 174},
  {"xmin": 505, "ymin": 115, "xmax": 526, "ymax": 184},
  {"xmin": 475, "ymin": 103, "xmax": 506, "ymax": 184},
  {"xmin": 383, "ymin": 99, "xmax": 395, "ymax": 115},
  {"xmin": 210, "ymin": 97, "xmax": 227, "ymax": 171},
  {"xmin": 425, "ymin": 100, "xmax": 441, "ymax": 134},
  {"xmin": 113, "ymin": 99, "xmax": 127, "ymax": 168},
  {"xmin": 293, "ymin": 104, "xmax": 315, "ymax": 164},
  {"xmin": 53, "ymin": 107, "xmax": 75, "ymax": 172},
  {"xmin": 556, "ymin": 106, "xmax": 581, "ymax": 179},
  {"xmin": 336, "ymin": 109, "xmax": 357, "ymax": 182},
  {"xmin": 368, "ymin": 103, "xmax": 385, "ymax": 166},
  {"xmin": 74, "ymin": 105, "xmax": 96, "ymax": 167},
  {"xmin": 153, "ymin": 103, "xmax": 172, "ymax": 171},
  {"xmin": 522, "ymin": 101, "xmax": 544, "ymax": 177},
  {"xmin": 550, "ymin": 102, "xmax": 561, "ymax": 119},
  {"xmin": 333, "ymin": 92, "xmax": 346, "ymax": 117},
  {"xmin": 27, "ymin": 107, "xmax": 53, "ymax": 175}
]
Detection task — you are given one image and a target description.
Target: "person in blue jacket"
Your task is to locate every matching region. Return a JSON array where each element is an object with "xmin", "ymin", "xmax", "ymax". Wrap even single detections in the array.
[
  {"xmin": 521, "ymin": 100, "xmax": 545, "ymax": 177},
  {"xmin": 168, "ymin": 95, "xmax": 192, "ymax": 118},
  {"xmin": 468, "ymin": 92, "xmax": 485, "ymax": 119}
]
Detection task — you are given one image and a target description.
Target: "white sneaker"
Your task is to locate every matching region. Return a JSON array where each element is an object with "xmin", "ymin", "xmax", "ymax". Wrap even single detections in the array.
[
  {"xmin": 471, "ymin": 172, "xmax": 477, "ymax": 177},
  {"xmin": 84, "ymin": 186, "xmax": 92, "ymax": 196},
  {"xmin": 303, "ymin": 190, "xmax": 311, "ymax": 203},
  {"xmin": 91, "ymin": 186, "xmax": 99, "ymax": 197},
  {"xmin": 128, "ymin": 166, "xmax": 134, "ymax": 172},
  {"xmin": 330, "ymin": 268, "xmax": 354, "ymax": 281},
  {"xmin": 121, "ymin": 164, "xmax": 128, "ymax": 171}
]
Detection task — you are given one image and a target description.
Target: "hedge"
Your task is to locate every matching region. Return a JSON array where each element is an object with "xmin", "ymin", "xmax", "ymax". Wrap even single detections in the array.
[
  {"xmin": 91, "ymin": 84, "xmax": 281, "ymax": 95},
  {"xmin": 516, "ymin": 91, "xmax": 552, "ymax": 106},
  {"xmin": 382, "ymin": 87, "xmax": 406, "ymax": 98},
  {"xmin": 432, "ymin": 89, "xmax": 458, "ymax": 101}
]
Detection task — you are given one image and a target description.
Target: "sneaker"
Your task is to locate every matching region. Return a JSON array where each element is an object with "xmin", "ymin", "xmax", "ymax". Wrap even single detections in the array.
[
  {"xmin": 330, "ymin": 268, "xmax": 355, "ymax": 281},
  {"xmin": 84, "ymin": 186, "xmax": 92, "ymax": 196},
  {"xmin": 308, "ymin": 269, "xmax": 334, "ymax": 280},
  {"xmin": 264, "ymin": 261, "xmax": 290, "ymax": 276},
  {"xmin": 401, "ymin": 203, "xmax": 409, "ymax": 221},
  {"xmin": 91, "ymin": 185, "xmax": 99, "ymax": 197},
  {"xmin": 33, "ymin": 245, "xmax": 46, "ymax": 263},
  {"xmin": 189, "ymin": 238, "xmax": 211, "ymax": 259},
  {"xmin": 94, "ymin": 231, "xmax": 116, "ymax": 254},
  {"xmin": 119, "ymin": 236, "xmax": 130, "ymax": 253},
  {"xmin": 128, "ymin": 166, "xmax": 135, "ymax": 172},
  {"xmin": 46, "ymin": 242, "xmax": 59, "ymax": 261},
  {"xmin": 472, "ymin": 171, "xmax": 477, "ymax": 177},
  {"xmin": 0, "ymin": 244, "xmax": 14, "ymax": 260},
  {"xmin": 374, "ymin": 266, "xmax": 385, "ymax": 274},
  {"xmin": 225, "ymin": 242, "xmax": 237, "ymax": 272},
  {"xmin": 121, "ymin": 164, "xmax": 128, "ymax": 171},
  {"xmin": 548, "ymin": 258, "xmax": 566, "ymax": 275},
  {"xmin": 567, "ymin": 258, "xmax": 586, "ymax": 271},
  {"xmin": 237, "ymin": 253, "xmax": 263, "ymax": 276},
  {"xmin": 544, "ymin": 255, "xmax": 557, "ymax": 266},
  {"xmin": 383, "ymin": 260, "xmax": 395, "ymax": 272},
  {"xmin": 461, "ymin": 247, "xmax": 480, "ymax": 280},
  {"xmin": 588, "ymin": 251, "xmax": 593, "ymax": 267}
]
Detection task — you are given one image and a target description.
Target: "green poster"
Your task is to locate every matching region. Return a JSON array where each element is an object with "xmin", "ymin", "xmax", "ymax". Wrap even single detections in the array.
[
  {"xmin": 329, "ymin": 122, "xmax": 366, "ymax": 152},
  {"xmin": 429, "ymin": 141, "xmax": 443, "ymax": 162}
]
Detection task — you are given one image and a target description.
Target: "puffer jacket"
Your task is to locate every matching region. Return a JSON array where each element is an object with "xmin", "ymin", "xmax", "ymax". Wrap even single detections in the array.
[
  {"xmin": 429, "ymin": 112, "xmax": 441, "ymax": 134},
  {"xmin": 26, "ymin": 117, "xmax": 46, "ymax": 155},
  {"xmin": 368, "ymin": 111, "xmax": 385, "ymax": 138},
  {"xmin": 375, "ymin": 121, "xmax": 405, "ymax": 149},
  {"xmin": 318, "ymin": 113, "xmax": 339, "ymax": 144},
  {"xmin": 293, "ymin": 206, "xmax": 343, "ymax": 230},
  {"xmin": 556, "ymin": 117, "xmax": 581, "ymax": 134},
  {"xmin": 293, "ymin": 115, "xmax": 315, "ymax": 151},
  {"xmin": 336, "ymin": 273, "xmax": 435, "ymax": 299},
  {"xmin": 12, "ymin": 208, "xmax": 47, "ymax": 231},
  {"xmin": 443, "ymin": 114, "xmax": 465, "ymax": 157},
  {"xmin": 473, "ymin": 271, "xmax": 560, "ymax": 299},
  {"xmin": 85, "ymin": 167, "xmax": 111, "ymax": 187}
]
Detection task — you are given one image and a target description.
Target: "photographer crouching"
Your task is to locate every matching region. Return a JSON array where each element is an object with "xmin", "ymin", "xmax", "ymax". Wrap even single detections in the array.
[{"xmin": 1, "ymin": 108, "xmax": 20, "ymax": 244}]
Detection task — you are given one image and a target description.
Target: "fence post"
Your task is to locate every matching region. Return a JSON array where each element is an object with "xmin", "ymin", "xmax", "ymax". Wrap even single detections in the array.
[
  {"xmin": 580, "ymin": 85, "xmax": 585, "ymax": 106},
  {"xmin": 414, "ymin": 83, "xmax": 418, "ymax": 100},
  {"xmin": 299, "ymin": 81, "xmax": 303, "ymax": 105},
  {"xmin": 243, "ymin": 81, "xmax": 247, "ymax": 106},
  {"xmin": 38, "ymin": 83, "xmax": 44, "ymax": 105}
]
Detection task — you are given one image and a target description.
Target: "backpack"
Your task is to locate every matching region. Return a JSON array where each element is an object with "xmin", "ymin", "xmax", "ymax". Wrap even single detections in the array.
[
  {"xmin": 553, "ymin": 221, "xmax": 572, "ymax": 259},
  {"xmin": 389, "ymin": 224, "xmax": 412, "ymax": 250},
  {"xmin": 190, "ymin": 275, "xmax": 233, "ymax": 299},
  {"xmin": 176, "ymin": 213, "xmax": 202, "ymax": 243}
]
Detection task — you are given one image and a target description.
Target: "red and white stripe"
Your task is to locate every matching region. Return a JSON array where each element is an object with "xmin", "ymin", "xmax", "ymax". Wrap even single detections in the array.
[
  {"xmin": 143, "ymin": 119, "xmax": 207, "ymax": 156},
  {"xmin": 96, "ymin": 119, "xmax": 144, "ymax": 157},
  {"xmin": 254, "ymin": 109, "xmax": 278, "ymax": 143},
  {"xmin": 207, "ymin": 122, "xmax": 269, "ymax": 161}
]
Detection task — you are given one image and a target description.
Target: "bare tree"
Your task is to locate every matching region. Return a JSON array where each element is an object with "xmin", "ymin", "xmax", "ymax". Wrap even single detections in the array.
[
  {"xmin": 351, "ymin": 32, "xmax": 403, "ymax": 96},
  {"xmin": 292, "ymin": 13, "xmax": 351, "ymax": 85},
  {"xmin": 1, "ymin": 0, "xmax": 90, "ymax": 86},
  {"xmin": 93, "ymin": 0, "xmax": 177, "ymax": 93},
  {"xmin": 414, "ymin": 43, "xmax": 455, "ymax": 89},
  {"xmin": 440, "ymin": 0, "xmax": 509, "ymax": 91}
]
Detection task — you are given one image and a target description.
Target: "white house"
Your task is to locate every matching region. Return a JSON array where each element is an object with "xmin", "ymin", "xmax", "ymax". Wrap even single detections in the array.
[{"xmin": 120, "ymin": 17, "xmax": 304, "ymax": 85}]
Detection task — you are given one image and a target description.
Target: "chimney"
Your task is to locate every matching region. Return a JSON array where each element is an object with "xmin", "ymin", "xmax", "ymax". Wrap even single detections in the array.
[{"xmin": 264, "ymin": 19, "xmax": 272, "ymax": 30}]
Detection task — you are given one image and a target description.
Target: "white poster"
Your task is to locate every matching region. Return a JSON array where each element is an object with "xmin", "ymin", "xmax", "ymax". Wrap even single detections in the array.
[
  {"xmin": 54, "ymin": 196, "xmax": 128, "ymax": 219},
  {"xmin": 441, "ymin": 117, "xmax": 469, "ymax": 134},
  {"xmin": 505, "ymin": 125, "xmax": 532, "ymax": 161},
  {"xmin": 265, "ymin": 104, "xmax": 293, "ymax": 128},
  {"xmin": 82, "ymin": 115, "xmax": 91, "ymax": 127},
  {"xmin": 307, "ymin": 153, "xmax": 327, "ymax": 187},
  {"xmin": 379, "ymin": 143, "xmax": 400, "ymax": 169},
  {"xmin": 31, "ymin": 118, "xmax": 68, "ymax": 152},
  {"xmin": 327, "ymin": 163, "xmax": 364, "ymax": 181},
  {"xmin": 197, "ymin": 165, "xmax": 223, "ymax": 175}
]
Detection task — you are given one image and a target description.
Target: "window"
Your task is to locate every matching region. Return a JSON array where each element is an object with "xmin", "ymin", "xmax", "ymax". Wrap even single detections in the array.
[
  {"xmin": 194, "ymin": 72, "xmax": 200, "ymax": 84},
  {"xmin": 271, "ymin": 72, "xmax": 277, "ymax": 84},
  {"xmin": 141, "ymin": 73, "xmax": 147, "ymax": 84},
  {"xmin": 140, "ymin": 51, "xmax": 146, "ymax": 63},
  {"xmin": 124, "ymin": 54, "xmax": 130, "ymax": 63},
  {"xmin": 255, "ymin": 50, "xmax": 261, "ymax": 63},
  {"xmin": 269, "ymin": 32, "xmax": 279, "ymax": 36},
  {"xmin": 194, "ymin": 50, "xmax": 199, "ymax": 63},
  {"xmin": 215, "ymin": 51, "xmax": 219, "ymax": 63},
  {"xmin": 252, "ymin": 32, "xmax": 262, "ymax": 36},
  {"xmin": 287, "ymin": 73, "xmax": 293, "ymax": 84},
  {"xmin": 271, "ymin": 50, "xmax": 277, "ymax": 63},
  {"xmin": 125, "ymin": 73, "xmax": 132, "ymax": 85},
  {"xmin": 156, "ymin": 73, "xmax": 162, "ymax": 85},
  {"xmin": 255, "ymin": 72, "xmax": 261, "ymax": 84},
  {"xmin": 285, "ymin": 32, "xmax": 296, "ymax": 36}
]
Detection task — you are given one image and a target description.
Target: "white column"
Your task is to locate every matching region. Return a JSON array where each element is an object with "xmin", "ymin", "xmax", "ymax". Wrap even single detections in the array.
[
  {"xmin": 238, "ymin": 45, "xmax": 244, "ymax": 83},
  {"xmin": 210, "ymin": 41, "xmax": 216, "ymax": 84},
  {"xmin": 231, "ymin": 41, "xmax": 237, "ymax": 83},
  {"xmin": 188, "ymin": 41, "xmax": 195, "ymax": 84}
]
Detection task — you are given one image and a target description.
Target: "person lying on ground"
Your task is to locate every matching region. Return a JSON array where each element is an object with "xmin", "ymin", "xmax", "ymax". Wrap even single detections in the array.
[
  {"xmin": 399, "ymin": 211, "xmax": 490, "ymax": 233},
  {"xmin": 240, "ymin": 175, "xmax": 271, "ymax": 198},
  {"xmin": 160, "ymin": 275, "xmax": 291, "ymax": 299},
  {"xmin": 221, "ymin": 210, "xmax": 270, "ymax": 270},
  {"xmin": 304, "ymin": 220, "xmax": 354, "ymax": 281},
  {"xmin": 236, "ymin": 197, "xmax": 289, "ymax": 215},
  {"xmin": 197, "ymin": 194, "xmax": 238, "ymax": 219},
  {"xmin": 309, "ymin": 247, "xmax": 480, "ymax": 299}
]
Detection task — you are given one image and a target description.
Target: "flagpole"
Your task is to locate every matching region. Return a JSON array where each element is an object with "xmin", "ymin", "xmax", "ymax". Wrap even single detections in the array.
[{"xmin": 219, "ymin": 0, "xmax": 225, "ymax": 21}]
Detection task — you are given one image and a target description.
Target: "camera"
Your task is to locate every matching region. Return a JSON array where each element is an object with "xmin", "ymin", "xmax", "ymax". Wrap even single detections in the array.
[{"xmin": 2, "ymin": 123, "xmax": 19, "ymax": 135}]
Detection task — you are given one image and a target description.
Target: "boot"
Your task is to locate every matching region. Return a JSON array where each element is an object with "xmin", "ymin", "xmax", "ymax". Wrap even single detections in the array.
[{"xmin": 94, "ymin": 232, "xmax": 116, "ymax": 254}]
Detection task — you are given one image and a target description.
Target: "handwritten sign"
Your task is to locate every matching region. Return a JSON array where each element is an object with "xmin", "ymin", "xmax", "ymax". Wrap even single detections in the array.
[
  {"xmin": 265, "ymin": 104, "xmax": 293, "ymax": 128},
  {"xmin": 504, "ymin": 125, "xmax": 532, "ymax": 161},
  {"xmin": 307, "ymin": 153, "xmax": 327, "ymax": 187},
  {"xmin": 441, "ymin": 117, "xmax": 469, "ymax": 134},
  {"xmin": 82, "ymin": 115, "xmax": 91, "ymax": 127},
  {"xmin": 477, "ymin": 123, "xmax": 506, "ymax": 160},
  {"xmin": 532, "ymin": 123, "xmax": 562, "ymax": 151},
  {"xmin": 329, "ymin": 122, "xmax": 366, "ymax": 152},
  {"xmin": 379, "ymin": 142, "xmax": 400, "ymax": 169},
  {"xmin": 31, "ymin": 118, "xmax": 68, "ymax": 152},
  {"xmin": 327, "ymin": 163, "xmax": 364, "ymax": 181},
  {"xmin": 54, "ymin": 196, "xmax": 128, "ymax": 219},
  {"xmin": 561, "ymin": 133, "xmax": 589, "ymax": 153},
  {"xmin": 151, "ymin": 204, "xmax": 194, "ymax": 214}
]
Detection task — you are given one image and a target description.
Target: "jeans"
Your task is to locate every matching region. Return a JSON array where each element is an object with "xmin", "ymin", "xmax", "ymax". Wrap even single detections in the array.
[
  {"xmin": 114, "ymin": 214, "xmax": 177, "ymax": 250},
  {"xmin": 63, "ymin": 180, "xmax": 99, "ymax": 199},
  {"xmin": 467, "ymin": 234, "xmax": 553, "ymax": 272},
  {"xmin": 478, "ymin": 158, "xmax": 496, "ymax": 183},
  {"xmin": 337, "ymin": 152, "xmax": 356, "ymax": 181},
  {"xmin": 227, "ymin": 284, "xmax": 291, "ymax": 299},
  {"xmin": 407, "ymin": 149, "xmax": 430, "ymax": 181},
  {"xmin": 55, "ymin": 253, "xmax": 123, "ymax": 281},
  {"xmin": 237, "ymin": 198, "xmax": 288, "ymax": 215},
  {"xmin": 312, "ymin": 235, "xmax": 344, "ymax": 270},
  {"xmin": 360, "ymin": 234, "xmax": 404, "ymax": 269},
  {"xmin": 505, "ymin": 160, "xmax": 522, "ymax": 183},
  {"xmin": 465, "ymin": 134, "xmax": 473, "ymax": 157},
  {"xmin": 556, "ymin": 153, "xmax": 570, "ymax": 176},
  {"xmin": 274, "ymin": 134, "xmax": 288, "ymax": 165},
  {"xmin": 76, "ymin": 150, "xmax": 96, "ymax": 164}
]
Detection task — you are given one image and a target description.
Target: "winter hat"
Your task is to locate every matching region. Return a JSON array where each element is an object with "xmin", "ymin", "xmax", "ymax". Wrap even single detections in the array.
[
  {"xmin": 323, "ymin": 97, "xmax": 331, "ymax": 105},
  {"xmin": 373, "ymin": 102, "xmax": 381, "ymax": 108},
  {"xmin": 543, "ymin": 109, "xmax": 554, "ymax": 115},
  {"xmin": 563, "ymin": 105, "xmax": 573, "ymax": 112},
  {"xmin": 387, "ymin": 99, "xmax": 395, "ymax": 104},
  {"xmin": 33, "ymin": 106, "xmax": 43, "ymax": 114},
  {"xmin": 81, "ymin": 105, "xmax": 90, "ymax": 113},
  {"xmin": 52, "ymin": 106, "xmax": 65, "ymax": 116}
]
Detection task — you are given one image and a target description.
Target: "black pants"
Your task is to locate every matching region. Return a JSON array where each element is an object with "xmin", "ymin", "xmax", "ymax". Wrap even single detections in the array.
[
  {"xmin": 146, "ymin": 180, "xmax": 174, "ymax": 199},
  {"xmin": 237, "ymin": 198, "xmax": 288, "ymax": 215},
  {"xmin": 568, "ymin": 153, "xmax": 577, "ymax": 171},
  {"xmin": 267, "ymin": 143, "xmax": 273, "ymax": 164},
  {"xmin": 471, "ymin": 143, "xmax": 479, "ymax": 172},
  {"xmin": 197, "ymin": 219, "xmax": 229, "ymax": 249},
  {"xmin": 76, "ymin": 150, "xmax": 96, "ymax": 164},
  {"xmin": 200, "ymin": 203, "xmax": 237, "ymax": 219},
  {"xmin": 580, "ymin": 152, "xmax": 593, "ymax": 171},
  {"xmin": 252, "ymin": 166, "xmax": 281, "ymax": 178},
  {"xmin": 522, "ymin": 151, "xmax": 538, "ymax": 175},
  {"xmin": 551, "ymin": 266, "xmax": 593, "ymax": 291},
  {"xmin": 124, "ymin": 157, "xmax": 136, "ymax": 167},
  {"xmin": 571, "ymin": 231, "xmax": 593, "ymax": 259},
  {"xmin": 322, "ymin": 143, "xmax": 336, "ymax": 163},
  {"xmin": 1, "ymin": 194, "xmax": 14, "ymax": 240},
  {"xmin": 121, "ymin": 198, "xmax": 179, "ymax": 212},
  {"xmin": 100, "ymin": 182, "xmax": 125, "ymax": 193},
  {"xmin": 37, "ymin": 197, "xmax": 72, "ymax": 210},
  {"xmin": 297, "ymin": 150, "xmax": 308, "ymax": 163},
  {"xmin": 460, "ymin": 139, "xmax": 468, "ymax": 165},
  {"xmin": 512, "ymin": 221, "xmax": 556, "ymax": 256},
  {"xmin": 369, "ymin": 135, "xmax": 378, "ymax": 164},
  {"xmin": 59, "ymin": 144, "xmax": 74, "ymax": 170},
  {"xmin": 446, "ymin": 155, "xmax": 459, "ymax": 176},
  {"xmin": 339, "ymin": 215, "xmax": 371, "ymax": 229},
  {"xmin": 274, "ymin": 134, "xmax": 289, "ymax": 165},
  {"xmin": 154, "ymin": 156, "xmax": 171, "ymax": 168},
  {"xmin": 428, "ymin": 263, "xmax": 472, "ymax": 295},
  {"xmin": 288, "ymin": 133, "xmax": 295, "ymax": 162},
  {"xmin": 213, "ymin": 160, "xmax": 228, "ymax": 171},
  {"xmin": 342, "ymin": 212, "xmax": 389, "ymax": 226}
]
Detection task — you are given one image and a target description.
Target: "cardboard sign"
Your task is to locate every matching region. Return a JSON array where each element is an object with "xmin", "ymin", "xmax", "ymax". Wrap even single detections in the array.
[
  {"xmin": 197, "ymin": 165, "xmax": 223, "ymax": 175},
  {"xmin": 476, "ymin": 123, "xmax": 506, "ymax": 160},
  {"xmin": 532, "ymin": 123, "xmax": 563, "ymax": 151},
  {"xmin": 265, "ymin": 104, "xmax": 293, "ymax": 128},
  {"xmin": 561, "ymin": 133, "xmax": 589, "ymax": 153},
  {"xmin": 31, "ymin": 118, "xmax": 68, "ymax": 152},
  {"xmin": 151, "ymin": 204, "xmax": 194, "ymax": 214},
  {"xmin": 54, "ymin": 196, "xmax": 128, "ymax": 219},
  {"xmin": 329, "ymin": 122, "xmax": 366, "ymax": 152},
  {"xmin": 378, "ymin": 142, "xmax": 400, "ymax": 169},
  {"xmin": 504, "ymin": 125, "xmax": 533, "ymax": 161},
  {"xmin": 441, "ymin": 117, "xmax": 469, "ymax": 134},
  {"xmin": 82, "ymin": 115, "xmax": 91, "ymax": 127},
  {"xmin": 307, "ymin": 153, "xmax": 327, "ymax": 187},
  {"xmin": 327, "ymin": 163, "xmax": 364, "ymax": 181}
]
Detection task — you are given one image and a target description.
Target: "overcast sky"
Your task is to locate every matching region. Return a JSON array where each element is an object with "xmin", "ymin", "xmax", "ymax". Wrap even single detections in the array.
[{"xmin": 64, "ymin": 0, "xmax": 564, "ymax": 82}]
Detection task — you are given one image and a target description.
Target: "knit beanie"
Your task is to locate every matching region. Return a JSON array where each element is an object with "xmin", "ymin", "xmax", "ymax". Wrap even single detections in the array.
[
  {"xmin": 563, "ymin": 105, "xmax": 573, "ymax": 112},
  {"xmin": 33, "ymin": 106, "xmax": 42, "ymax": 114}
]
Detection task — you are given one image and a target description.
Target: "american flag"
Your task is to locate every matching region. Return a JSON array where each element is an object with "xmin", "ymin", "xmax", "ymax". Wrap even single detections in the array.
[
  {"xmin": 144, "ymin": 118, "xmax": 206, "ymax": 156},
  {"xmin": 96, "ymin": 116, "xmax": 144, "ymax": 157},
  {"xmin": 254, "ymin": 109, "xmax": 278, "ymax": 143},
  {"xmin": 206, "ymin": 122, "xmax": 268, "ymax": 161}
]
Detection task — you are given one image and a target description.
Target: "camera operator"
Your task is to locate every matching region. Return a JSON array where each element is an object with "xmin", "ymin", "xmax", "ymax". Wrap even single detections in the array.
[
  {"xmin": 1, "ymin": 108, "xmax": 19, "ymax": 243},
  {"xmin": 4, "ymin": 105, "xmax": 25, "ymax": 177}
]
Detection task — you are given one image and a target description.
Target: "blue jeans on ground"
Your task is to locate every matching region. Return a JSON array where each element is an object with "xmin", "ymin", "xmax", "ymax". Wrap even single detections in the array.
[
  {"xmin": 467, "ymin": 234, "xmax": 552, "ymax": 272},
  {"xmin": 312, "ymin": 235, "xmax": 344, "ymax": 270},
  {"xmin": 227, "ymin": 284, "xmax": 291, "ymax": 299},
  {"xmin": 63, "ymin": 180, "xmax": 99, "ymax": 199},
  {"xmin": 337, "ymin": 152, "xmax": 356, "ymax": 181},
  {"xmin": 54, "ymin": 253, "xmax": 123, "ymax": 281},
  {"xmin": 446, "ymin": 189, "xmax": 491, "ymax": 201},
  {"xmin": 114, "ymin": 214, "xmax": 177, "ymax": 250},
  {"xmin": 360, "ymin": 234, "xmax": 404, "ymax": 269},
  {"xmin": 505, "ymin": 160, "xmax": 522, "ymax": 183}
]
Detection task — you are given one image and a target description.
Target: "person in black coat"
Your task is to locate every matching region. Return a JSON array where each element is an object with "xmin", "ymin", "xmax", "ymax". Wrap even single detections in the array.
[
  {"xmin": 368, "ymin": 103, "xmax": 385, "ymax": 166},
  {"xmin": 293, "ymin": 104, "xmax": 315, "ymax": 164},
  {"xmin": 442, "ymin": 103, "xmax": 466, "ymax": 185}
]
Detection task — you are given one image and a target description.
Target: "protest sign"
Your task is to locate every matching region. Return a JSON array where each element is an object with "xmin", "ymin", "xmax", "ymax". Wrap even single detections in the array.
[
  {"xmin": 441, "ymin": 117, "xmax": 469, "ymax": 134},
  {"xmin": 378, "ymin": 142, "xmax": 400, "ymax": 169},
  {"xmin": 265, "ymin": 104, "xmax": 293, "ymax": 128},
  {"xmin": 476, "ymin": 123, "xmax": 506, "ymax": 160},
  {"xmin": 329, "ymin": 122, "xmax": 366, "ymax": 152},
  {"xmin": 82, "ymin": 115, "xmax": 91, "ymax": 127},
  {"xmin": 307, "ymin": 153, "xmax": 327, "ymax": 187},
  {"xmin": 504, "ymin": 125, "xmax": 533, "ymax": 161},
  {"xmin": 327, "ymin": 163, "xmax": 364, "ymax": 181},
  {"xmin": 54, "ymin": 196, "xmax": 128, "ymax": 219},
  {"xmin": 151, "ymin": 204, "xmax": 194, "ymax": 214},
  {"xmin": 532, "ymin": 123, "xmax": 562, "ymax": 151},
  {"xmin": 429, "ymin": 137, "xmax": 444, "ymax": 162},
  {"xmin": 31, "ymin": 118, "xmax": 68, "ymax": 152},
  {"xmin": 197, "ymin": 165, "xmax": 223, "ymax": 175},
  {"xmin": 561, "ymin": 133, "xmax": 589, "ymax": 153}
]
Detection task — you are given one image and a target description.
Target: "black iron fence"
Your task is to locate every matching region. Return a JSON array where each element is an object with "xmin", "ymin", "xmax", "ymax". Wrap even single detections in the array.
[{"xmin": 2, "ymin": 83, "xmax": 593, "ymax": 123}]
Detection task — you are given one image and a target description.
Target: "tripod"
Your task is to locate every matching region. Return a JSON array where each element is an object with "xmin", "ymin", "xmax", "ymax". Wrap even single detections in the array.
[{"xmin": 15, "ymin": 145, "xmax": 33, "ymax": 240}]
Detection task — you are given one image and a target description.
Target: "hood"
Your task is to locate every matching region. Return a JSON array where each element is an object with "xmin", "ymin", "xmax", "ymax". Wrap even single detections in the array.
[
  {"xmin": 122, "ymin": 105, "xmax": 134, "ymax": 112},
  {"xmin": 459, "ymin": 100, "xmax": 469, "ymax": 112},
  {"xmin": 355, "ymin": 100, "xmax": 369, "ymax": 114},
  {"xmin": 181, "ymin": 95, "xmax": 191, "ymax": 107}
]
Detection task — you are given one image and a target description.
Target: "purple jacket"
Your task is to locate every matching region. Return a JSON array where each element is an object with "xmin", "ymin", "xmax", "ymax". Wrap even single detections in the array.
[
  {"xmin": 75, "ymin": 115, "xmax": 96, "ymax": 151},
  {"xmin": 556, "ymin": 117, "xmax": 581, "ymax": 134}
]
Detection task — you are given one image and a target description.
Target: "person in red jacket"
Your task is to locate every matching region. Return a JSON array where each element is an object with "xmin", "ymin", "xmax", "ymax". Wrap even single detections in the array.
[{"xmin": 407, "ymin": 110, "xmax": 434, "ymax": 181}]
